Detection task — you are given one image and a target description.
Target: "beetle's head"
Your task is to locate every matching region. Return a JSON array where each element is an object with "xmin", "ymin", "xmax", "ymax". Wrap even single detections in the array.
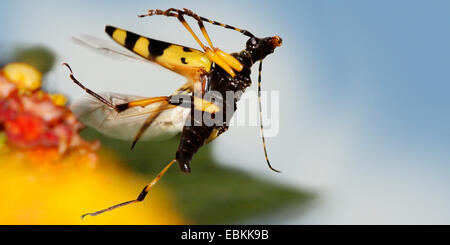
[{"xmin": 246, "ymin": 35, "xmax": 282, "ymax": 62}]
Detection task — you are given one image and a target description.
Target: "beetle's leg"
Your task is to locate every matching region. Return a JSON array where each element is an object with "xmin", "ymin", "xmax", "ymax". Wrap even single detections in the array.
[
  {"xmin": 129, "ymin": 89, "xmax": 220, "ymax": 150},
  {"xmin": 64, "ymin": 64, "xmax": 211, "ymax": 150},
  {"xmin": 139, "ymin": 9, "xmax": 240, "ymax": 77},
  {"xmin": 81, "ymin": 159, "xmax": 177, "ymax": 219},
  {"xmin": 130, "ymin": 103, "xmax": 172, "ymax": 150},
  {"xmin": 126, "ymin": 81, "xmax": 193, "ymax": 150},
  {"xmin": 139, "ymin": 9, "xmax": 207, "ymax": 52},
  {"xmin": 181, "ymin": 9, "xmax": 243, "ymax": 73}
]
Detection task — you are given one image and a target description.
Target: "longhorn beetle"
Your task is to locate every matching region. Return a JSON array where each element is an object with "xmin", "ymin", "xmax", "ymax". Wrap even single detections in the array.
[{"xmin": 64, "ymin": 8, "xmax": 283, "ymax": 218}]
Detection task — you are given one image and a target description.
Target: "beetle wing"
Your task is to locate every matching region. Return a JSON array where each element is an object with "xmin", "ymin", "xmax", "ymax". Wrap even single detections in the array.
[
  {"xmin": 72, "ymin": 34, "xmax": 152, "ymax": 63},
  {"xmin": 71, "ymin": 92, "xmax": 190, "ymax": 141}
]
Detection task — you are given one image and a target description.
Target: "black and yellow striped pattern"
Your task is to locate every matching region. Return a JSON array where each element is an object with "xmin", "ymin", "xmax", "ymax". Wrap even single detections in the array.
[
  {"xmin": 139, "ymin": 8, "xmax": 255, "ymax": 38},
  {"xmin": 202, "ymin": 16, "xmax": 254, "ymax": 38},
  {"xmin": 105, "ymin": 26, "xmax": 212, "ymax": 77}
]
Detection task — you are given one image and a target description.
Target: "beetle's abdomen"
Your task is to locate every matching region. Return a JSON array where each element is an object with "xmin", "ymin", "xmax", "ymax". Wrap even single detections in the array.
[{"xmin": 176, "ymin": 114, "xmax": 214, "ymax": 173}]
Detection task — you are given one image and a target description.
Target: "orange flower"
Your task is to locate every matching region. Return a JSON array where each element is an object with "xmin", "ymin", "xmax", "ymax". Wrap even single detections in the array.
[
  {"xmin": 0, "ymin": 63, "xmax": 98, "ymax": 164},
  {"xmin": 4, "ymin": 113, "xmax": 46, "ymax": 148}
]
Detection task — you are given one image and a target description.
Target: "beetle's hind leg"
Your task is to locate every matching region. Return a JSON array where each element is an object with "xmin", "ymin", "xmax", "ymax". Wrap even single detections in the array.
[
  {"xmin": 81, "ymin": 159, "xmax": 177, "ymax": 219},
  {"xmin": 139, "ymin": 8, "xmax": 207, "ymax": 51},
  {"xmin": 181, "ymin": 9, "xmax": 244, "ymax": 73},
  {"xmin": 139, "ymin": 8, "xmax": 243, "ymax": 77}
]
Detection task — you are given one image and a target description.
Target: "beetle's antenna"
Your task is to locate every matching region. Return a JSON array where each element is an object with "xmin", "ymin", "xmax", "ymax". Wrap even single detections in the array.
[
  {"xmin": 182, "ymin": 8, "xmax": 255, "ymax": 38},
  {"xmin": 139, "ymin": 8, "xmax": 255, "ymax": 38},
  {"xmin": 62, "ymin": 63, "xmax": 116, "ymax": 110},
  {"xmin": 257, "ymin": 61, "xmax": 281, "ymax": 173}
]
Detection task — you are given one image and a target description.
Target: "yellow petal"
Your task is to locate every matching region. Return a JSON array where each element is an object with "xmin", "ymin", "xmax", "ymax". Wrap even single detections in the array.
[
  {"xmin": 0, "ymin": 149, "xmax": 185, "ymax": 224},
  {"xmin": 3, "ymin": 63, "xmax": 42, "ymax": 92},
  {"xmin": 49, "ymin": 93, "xmax": 68, "ymax": 106}
]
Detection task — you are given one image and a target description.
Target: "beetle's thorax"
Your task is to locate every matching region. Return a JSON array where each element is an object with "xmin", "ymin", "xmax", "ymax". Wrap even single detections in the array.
[{"xmin": 206, "ymin": 52, "xmax": 252, "ymax": 96}]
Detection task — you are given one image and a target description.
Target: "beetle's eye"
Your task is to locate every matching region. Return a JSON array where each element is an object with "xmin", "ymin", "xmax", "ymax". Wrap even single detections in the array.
[{"xmin": 246, "ymin": 37, "xmax": 259, "ymax": 49}]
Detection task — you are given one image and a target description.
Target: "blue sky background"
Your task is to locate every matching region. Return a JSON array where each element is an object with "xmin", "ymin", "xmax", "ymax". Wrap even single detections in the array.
[{"xmin": 1, "ymin": 0, "xmax": 450, "ymax": 224}]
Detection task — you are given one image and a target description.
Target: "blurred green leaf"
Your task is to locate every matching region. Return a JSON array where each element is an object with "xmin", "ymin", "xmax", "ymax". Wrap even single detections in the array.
[
  {"xmin": 13, "ymin": 46, "xmax": 55, "ymax": 74},
  {"xmin": 81, "ymin": 127, "xmax": 313, "ymax": 224}
]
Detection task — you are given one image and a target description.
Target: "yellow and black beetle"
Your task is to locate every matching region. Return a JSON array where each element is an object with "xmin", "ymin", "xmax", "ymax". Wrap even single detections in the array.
[{"xmin": 64, "ymin": 8, "xmax": 282, "ymax": 218}]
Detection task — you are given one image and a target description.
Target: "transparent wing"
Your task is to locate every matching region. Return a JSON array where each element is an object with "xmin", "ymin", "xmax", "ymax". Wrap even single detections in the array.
[
  {"xmin": 72, "ymin": 34, "xmax": 151, "ymax": 63},
  {"xmin": 70, "ymin": 92, "xmax": 190, "ymax": 141}
]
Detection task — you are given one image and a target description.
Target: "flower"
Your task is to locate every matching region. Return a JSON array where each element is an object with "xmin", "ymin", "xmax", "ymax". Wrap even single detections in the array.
[
  {"xmin": 3, "ymin": 63, "xmax": 42, "ymax": 93},
  {"xmin": 0, "ymin": 62, "xmax": 99, "ymax": 164},
  {"xmin": 0, "ymin": 62, "xmax": 184, "ymax": 224},
  {"xmin": 0, "ymin": 150, "xmax": 184, "ymax": 224}
]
